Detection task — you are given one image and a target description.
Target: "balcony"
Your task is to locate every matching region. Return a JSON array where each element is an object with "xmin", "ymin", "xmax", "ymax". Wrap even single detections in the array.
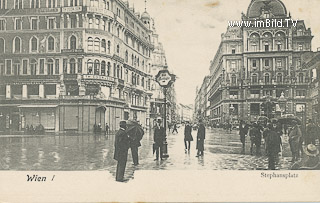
[
  {"xmin": 116, "ymin": 16, "xmax": 126, "ymax": 27},
  {"xmin": 61, "ymin": 49, "xmax": 84, "ymax": 54}
]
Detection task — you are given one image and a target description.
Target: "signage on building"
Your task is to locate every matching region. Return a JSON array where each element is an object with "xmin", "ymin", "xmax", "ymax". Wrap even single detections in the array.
[
  {"xmin": 61, "ymin": 49, "xmax": 84, "ymax": 54},
  {"xmin": 155, "ymin": 69, "xmax": 175, "ymax": 88},
  {"xmin": 62, "ymin": 6, "xmax": 82, "ymax": 13},
  {"xmin": 86, "ymin": 7, "xmax": 114, "ymax": 18}
]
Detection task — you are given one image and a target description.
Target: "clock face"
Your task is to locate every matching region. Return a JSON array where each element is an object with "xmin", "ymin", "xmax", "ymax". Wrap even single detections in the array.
[{"xmin": 156, "ymin": 70, "xmax": 174, "ymax": 87}]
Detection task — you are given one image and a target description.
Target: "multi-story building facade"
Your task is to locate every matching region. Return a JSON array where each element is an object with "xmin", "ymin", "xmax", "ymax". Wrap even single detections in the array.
[
  {"xmin": 149, "ymin": 20, "xmax": 177, "ymax": 128},
  {"xmin": 194, "ymin": 76, "xmax": 210, "ymax": 123},
  {"xmin": 178, "ymin": 103, "xmax": 193, "ymax": 123},
  {"xmin": 0, "ymin": 0, "xmax": 157, "ymax": 132},
  {"xmin": 207, "ymin": 0, "xmax": 313, "ymax": 124}
]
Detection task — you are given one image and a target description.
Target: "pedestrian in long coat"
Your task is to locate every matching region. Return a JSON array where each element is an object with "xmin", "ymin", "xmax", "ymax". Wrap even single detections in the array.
[
  {"xmin": 154, "ymin": 119, "xmax": 166, "ymax": 161},
  {"xmin": 114, "ymin": 121, "xmax": 130, "ymax": 182},
  {"xmin": 129, "ymin": 126, "xmax": 143, "ymax": 166},
  {"xmin": 239, "ymin": 120, "xmax": 249, "ymax": 154},
  {"xmin": 265, "ymin": 124, "xmax": 282, "ymax": 170},
  {"xmin": 288, "ymin": 121, "xmax": 302, "ymax": 162},
  {"xmin": 306, "ymin": 119, "xmax": 318, "ymax": 145},
  {"xmin": 249, "ymin": 123, "xmax": 261, "ymax": 156},
  {"xmin": 196, "ymin": 120, "xmax": 205, "ymax": 157},
  {"xmin": 184, "ymin": 121, "xmax": 193, "ymax": 152}
]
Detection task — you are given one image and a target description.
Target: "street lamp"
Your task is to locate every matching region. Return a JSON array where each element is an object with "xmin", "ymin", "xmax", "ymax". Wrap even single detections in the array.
[{"xmin": 155, "ymin": 69, "xmax": 176, "ymax": 159}]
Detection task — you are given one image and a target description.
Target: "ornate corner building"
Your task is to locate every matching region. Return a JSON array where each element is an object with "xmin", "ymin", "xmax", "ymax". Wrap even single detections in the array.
[
  {"xmin": 0, "ymin": 0, "xmax": 165, "ymax": 133},
  {"xmin": 207, "ymin": 0, "xmax": 315, "ymax": 124}
]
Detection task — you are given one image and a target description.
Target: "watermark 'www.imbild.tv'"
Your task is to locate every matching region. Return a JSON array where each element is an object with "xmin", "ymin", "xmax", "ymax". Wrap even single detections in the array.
[{"xmin": 228, "ymin": 19, "xmax": 298, "ymax": 28}]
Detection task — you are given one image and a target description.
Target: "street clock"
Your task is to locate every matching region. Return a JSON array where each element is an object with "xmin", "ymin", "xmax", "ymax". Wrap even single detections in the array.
[{"xmin": 155, "ymin": 69, "xmax": 175, "ymax": 88}]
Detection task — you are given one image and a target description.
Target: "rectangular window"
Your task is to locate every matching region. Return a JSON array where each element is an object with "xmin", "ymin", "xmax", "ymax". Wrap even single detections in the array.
[
  {"xmin": 252, "ymin": 60, "xmax": 257, "ymax": 67},
  {"xmin": 71, "ymin": 17, "xmax": 77, "ymax": 28},
  {"xmin": 15, "ymin": 0, "xmax": 23, "ymax": 9},
  {"xmin": 265, "ymin": 44, "xmax": 269, "ymax": 52},
  {"xmin": 232, "ymin": 48, "xmax": 236, "ymax": 54},
  {"xmin": 0, "ymin": 62, "xmax": 4, "ymax": 75},
  {"xmin": 31, "ymin": 0, "xmax": 40, "ymax": 8},
  {"xmin": 63, "ymin": 59, "xmax": 67, "ymax": 73},
  {"xmin": 22, "ymin": 59, "xmax": 28, "ymax": 74},
  {"xmin": 77, "ymin": 58, "xmax": 82, "ymax": 73},
  {"xmin": 15, "ymin": 18, "xmax": 22, "ymax": 30},
  {"xmin": 298, "ymin": 44, "xmax": 303, "ymax": 51},
  {"xmin": 277, "ymin": 60, "xmax": 282, "ymax": 67},
  {"xmin": 6, "ymin": 60, "xmax": 12, "ymax": 75},
  {"xmin": 265, "ymin": 59, "xmax": 270, "ymax": 67},
  {"xmin": 39, "ymin": 59, "xmax": 44, "ymax": 74},
  {"xmin": 48, "ymin": 18, "xmax": 55, "ymax": 29},
  {"xmin": 55, "ymin": 59, "xmax": 59, "ymax": 74},
  {"xmin": 31, "ymin": 18, "xmax": 38, "ymax": 30},
  {"xmin": 0, "ymin": 19, "xmax": 5, "ymax": 30}
]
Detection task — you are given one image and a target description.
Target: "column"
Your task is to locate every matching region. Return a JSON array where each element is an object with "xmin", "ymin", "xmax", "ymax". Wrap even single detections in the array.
[
  {"xmin": 260, "ymin": 58, "xmax": 263, "ymax": 72},
  {"xmin": 66, "ymin": 14, "xmax": 70, "ymax": 28},
  {"xmin": 39, "ymin": 84, "xmax": 44, "ymax": 98},
  {"xmin": 22, "ymin": 85, "xmax": 27, "ymax": 99},
  {"xmin": 60, "ymin": 14, "xmax": 64, "ymax": 29},
  {"xmin": 5, "ymin": 85, "xmax": 11, "ymax": 99},
  {"xmin": 273, "ymin": 58, "xmax": 276, "ymax": 72}
]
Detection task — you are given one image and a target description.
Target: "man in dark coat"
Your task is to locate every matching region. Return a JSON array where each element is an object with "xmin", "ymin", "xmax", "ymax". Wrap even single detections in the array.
[
  {"xmin": 306, "ymin": 119, "xmax": 318, "ymax": 145},
  {"xmin": 239, "ymin": 120, "xmax": 249, "ymax": 154},
  {"xmin": 184, "ymin": 121, "xmax": 193, "ymax": 152},
  {"xmin": 154, "ymin": 118, "xmax": 166, "ymax": 161},
  {"xmin": 265, "ymin": 122, "xmax": 281, "ymax": 170},
  {"xmin": 249, "ymin": 123, "xmax": 262, "ymax": 156},
  {"xmin": 288, "ymin": 120, "xmax": 302, "ymax": 162},
  {"xmin": 196, "ymin": 120, "xmax": 205, "ymax": 157},
  {"xmin": 114, "ymin": 121, "xmax": 130, "ymax": 182},
  {"xmin": 129, "ymin": 124, "xmax": 143, "ymax": 166}
]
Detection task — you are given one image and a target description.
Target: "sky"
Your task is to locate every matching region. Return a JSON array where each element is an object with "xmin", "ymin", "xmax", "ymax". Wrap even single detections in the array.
[{"xmin": 132, "ymin": 0, "xmax": 320, "ymax": 105}]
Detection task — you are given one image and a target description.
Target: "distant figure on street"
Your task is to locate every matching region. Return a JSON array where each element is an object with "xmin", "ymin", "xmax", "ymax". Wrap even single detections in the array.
[
  {"xmin": 105, "ymin": 123, "xmax": 109, "ymax": 135},
  {"xmin": 97, "ymin": 123, "xmax": 102, "ymax": 133},
  {"xmin": 288, "ymin": 120, "xmax": 302, "ymax": 162},
  {"xmin": 114, "ymin": 121, "xmax": 130, "ymax": 182},
  {"xmin": 249, "ymin": 123, "xmax": 262, "ymax": 156},
  {"xmin": 196, "ymin": 120, "xmax": 206, "ymax": 157},
  {"xmin": 154, "ymin": 118, "xmax": 166, "ymax": 161},
  {"xmin": 306, "ymin": 119, "xmax": 318, "ymax": 145},
  {"xmin": 239, "ymin": 120, "xmax": 249, "ymax": 154},
  {"xmin": 184, "ymin": 121, "xmax": 193, "ymax": 152},
  {"xmin": 265, "ymin": 121, "xmax": 282, "ymax": 170},
  {"xmin": 172, "ymin": 123, "xmax": 178, "ymax": 134},
  {"xmin": 291, "ymin": 144, "xmax": 320, "ymax": 170}
]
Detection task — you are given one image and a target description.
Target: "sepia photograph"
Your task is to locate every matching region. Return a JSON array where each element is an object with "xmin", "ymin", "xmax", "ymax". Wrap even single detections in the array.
[{"xmin": 0, "ymin": 0, "xmax": 319, "ymax": 202}]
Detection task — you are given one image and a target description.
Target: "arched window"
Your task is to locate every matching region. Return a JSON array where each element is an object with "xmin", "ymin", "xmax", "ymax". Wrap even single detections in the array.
[
  {"xmin": 94, "ymin": 60, "xmax": 100, "ymax": 75},
  {"xmin": 231, "ymin": 75, "xmax": 236, "ymax": 84},
  {"xmin": 30, "ymin": 37, "xmax": 37, "ymax": 52},
  {"xmin": 277, "ymin": 73, "xmax": 283, "ymax": 83},
  {"xmin": 116, "ymin": 65, "xmax": 120, "ymax": 78},
  {"xmin": 131, "ymin": 54, "xmax": 134, "ymax": 66},
  {"xmin": 94, "ymin": 37, "xmax": 100, "ymax": 52},
  {"xmin": 298, "ymin": 73, "xmax": 304, "ymax": 83},
  {"xmin": 87, "ymin": 59, "xmax": 93, "ymax": 74},
  {"xmin": 252, "ymin": 74, "xmax": 258, "ymax": 84},
  {"xmin": 88, "ymin": 37, "xmax": 93, "ymax": 51},
  {"xmin": 264, "ymin": 73, "xmax": 270, "ymax": 83},
  {"xmin": 142, "ymin": 77, "xmax": 144, "ymax": 87},
  {"xmin": 0, "ymin": 38, "xmax": 4, "ymax": 53},
  {"xmin": 137, "ymin": 75, "xmax": 140, "ymax": 85},
  {"xmin": 101, "ymin": 39, "xmax": 106, "ymax": 52},
  {"xmin": 137, "ymin": 58, "xmax": 139, "ymax": 67},
  {"xmin": 107, "ymin": 62, "xmax": 110, "ymax": 76},
  {"xmin": 101, "ymin": 61, "xmax": 106, "ymax": 76},
  {"xmin": 14, "ymin": 37, "xmax": 21, "ymax": 53},
  {"xmin": 70, "ymin": 58, "xmax": 76, "ymax": 74},
  {"xmin": 107, "ymin": 41, "xmax": 111, "ymax": 53},
  {"xmin": 70, "ymin": 35, "xmax": 76, "ymax": 49},
  {"xmin": 47, "ymin": 59, "xmax": 54, "ymax": 75},
  {"xmin": 48, "ymin": 36, "xmax": 54, "ymax": 51},
  {"xmin": 30, "ymin": 59, "xmax": 37, "ymax": 75},
  {"xmin": 116, "ymin": 44, "xmax": 119, "ymax": 54},
  {"xmin": 125, "ymin": 51, "xmax": 128, "ymax": 62}
]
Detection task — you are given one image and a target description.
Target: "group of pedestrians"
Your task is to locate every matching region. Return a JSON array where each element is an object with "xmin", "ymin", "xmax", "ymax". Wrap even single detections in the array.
[
  {"xmin": 25, "ymin": 124, "xmax": 45, "ymax": 135},
  {"xmin": 183, "ymin": 120, "xmax": 206, "ymax": 157},
  {"xmin": 239, "ymin": 118, "xmax": 320, "ymax": 170}
]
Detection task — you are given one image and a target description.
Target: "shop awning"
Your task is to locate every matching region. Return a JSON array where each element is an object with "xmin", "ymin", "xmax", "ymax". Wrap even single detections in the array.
[{"xmin": 18, "ymin": 105, "xmax": 58, "ymax": 108}]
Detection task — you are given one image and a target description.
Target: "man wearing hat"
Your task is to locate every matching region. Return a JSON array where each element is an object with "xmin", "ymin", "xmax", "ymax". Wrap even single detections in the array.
[
  {"xmin": 265, "ymin": 120, "xmax": 282, "ymax": 170},
  {"xmin": 291, "ymin": 144, "xmax": 320, "ymax": 170},
  {"xmin": 154, "ymin": 118, "xmax": 165, "ymax": 161},
  {"xmin": 114, "ymin": 121, "xmax": 130, "ymax": 182},
  {"xmin": 288, "ymin": 120, "xmax": 302, "ymax": 162}
]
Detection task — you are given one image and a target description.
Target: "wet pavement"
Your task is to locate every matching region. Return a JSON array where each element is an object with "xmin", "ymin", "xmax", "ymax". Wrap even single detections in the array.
[{"xmin": 0, "ymin": 127, "xmax": 314, "ymax": 181}]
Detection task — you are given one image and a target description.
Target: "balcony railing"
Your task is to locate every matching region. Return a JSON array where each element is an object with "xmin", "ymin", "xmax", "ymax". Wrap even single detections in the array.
[
  {"xmin": 0, "ymin": 75, "xmax": 60, "ymax": 81},
  {"xmin": 86, "ymin": 6, "xmax": 114, "ymax": 18}
]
